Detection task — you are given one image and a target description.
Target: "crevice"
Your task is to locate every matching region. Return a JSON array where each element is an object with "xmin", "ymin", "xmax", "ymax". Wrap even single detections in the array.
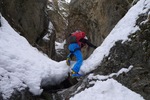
[
  {"xmin": 42, "ymin": 78, "xmax": 76, "ymax": 92},
  {"xmin": 40, "ymin": 76, "xmax": 79, "ymax": 100}
]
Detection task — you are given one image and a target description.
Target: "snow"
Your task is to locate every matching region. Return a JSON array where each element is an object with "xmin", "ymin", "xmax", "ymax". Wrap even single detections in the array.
[
  {"xmin": 48, "ymin": 0, "xmax": 53, "ymax": 2},
  {"xmin": 47, "ymin": 4, "xmax": 54, "ymax": 11},
  {"xmin": 0, "ymin": 0, "xmax": 149, "ymax": 99},
  {"xmin": 55, "ymin": 40, "xmax": 66, "ymax": 50},
  {"xmin": 65, "ymin": 0, "xmax": 71, "ymax": 3},
  {"xmin": 70, "ymin": 79, "xmax": 144, "ymax": 100},
  {"xmin": 0, "ymin": 15, "xmax": 69, "ymax": 99},
  {"xmin": 43, "ymin": 22, "xmax": 54, "ymax": 41},
  {"xmin": 88, "ymin": 65, "xmax": 133, "ymax": 81}
]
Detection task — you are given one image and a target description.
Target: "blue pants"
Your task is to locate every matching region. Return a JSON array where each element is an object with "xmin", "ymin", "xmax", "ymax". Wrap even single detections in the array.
[{"xmin": 68, "ymin": 43, "xmax": 83, "ymax": 73}]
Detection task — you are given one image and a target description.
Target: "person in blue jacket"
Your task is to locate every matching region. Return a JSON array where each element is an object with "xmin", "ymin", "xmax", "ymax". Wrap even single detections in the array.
[{"xmin": 66, "ymin": 31, "xmax": 97, "ymax": 77}]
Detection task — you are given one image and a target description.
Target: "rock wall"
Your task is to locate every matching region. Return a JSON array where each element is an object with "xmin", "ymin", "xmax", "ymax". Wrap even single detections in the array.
[
  {"xmin": 46, "ymin": 0, "xmax": 69, "ymax": 61},
  {"xmin": 0, "ymin": 0, "xmax": 48, "ymax": 44},
  {"xmin": 47, "ymin": 0, "xmax": 69, "ymax": 42},
  {"xmin": 94, "ymin": 11, "xmax": 150, "ymax": 100},
  {"xmin": 67, "ymin": 0, "xmax": 131, "ymax": 58}
]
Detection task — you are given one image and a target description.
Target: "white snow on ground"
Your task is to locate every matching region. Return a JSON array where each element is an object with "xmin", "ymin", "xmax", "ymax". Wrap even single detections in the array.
[
  {"xmin": 0, "ymin": 0, "xmax": 149, "ymax": 99},
  {"xmin": 0, "ymin": 16, "xmax": 69, "ymax": 99},
  {"xmin": 71, "ymin": 66, "xmax": 144, "ymax": 100},
  {"xmin": 70, "ymin": 79, "xmax": 144, "ymax": 100}
]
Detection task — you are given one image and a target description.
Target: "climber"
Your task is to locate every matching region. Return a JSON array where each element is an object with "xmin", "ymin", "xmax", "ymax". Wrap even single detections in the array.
[{"xmin": 66, "ymin": 30, "xmax": 97, "ymax": 77}]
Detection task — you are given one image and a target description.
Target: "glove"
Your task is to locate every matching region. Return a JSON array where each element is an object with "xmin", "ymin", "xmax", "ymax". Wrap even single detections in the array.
[
  {"xmin": 66, "ymin": 57, "xmax": 71, "ymax": 66},
  {"xmin": 71, "ymin": 70, "xmax": 76, "ymax": 74},
  {"xmin": 70, "ymin": 70, "xmax": 76, "ymax": 77}
]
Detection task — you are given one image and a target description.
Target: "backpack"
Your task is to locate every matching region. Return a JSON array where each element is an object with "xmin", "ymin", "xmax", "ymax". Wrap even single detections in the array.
[
  {"xmin": 69, "ymin": 31, "xmax": 86, "ymax": 47},
  {"xmin": 69, "ymin": 36, "xmax": 77, "ymax": 43}
]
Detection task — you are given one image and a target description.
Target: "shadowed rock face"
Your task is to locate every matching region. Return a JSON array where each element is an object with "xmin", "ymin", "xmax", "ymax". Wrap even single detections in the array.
[
  {"xmin": 67, "ymin": 0, "xmax": 130, "ymax": 58},
  {"xmin": 0, "ymin": 0, "xmax": 58, "ymax": 59},
  {"xmin": 0, "ymin": 0, "xmax": 48, "ymax": 44},
  {"xmin": 0, "ymin": 16, "xmax": 1, "ymax": 27}
]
